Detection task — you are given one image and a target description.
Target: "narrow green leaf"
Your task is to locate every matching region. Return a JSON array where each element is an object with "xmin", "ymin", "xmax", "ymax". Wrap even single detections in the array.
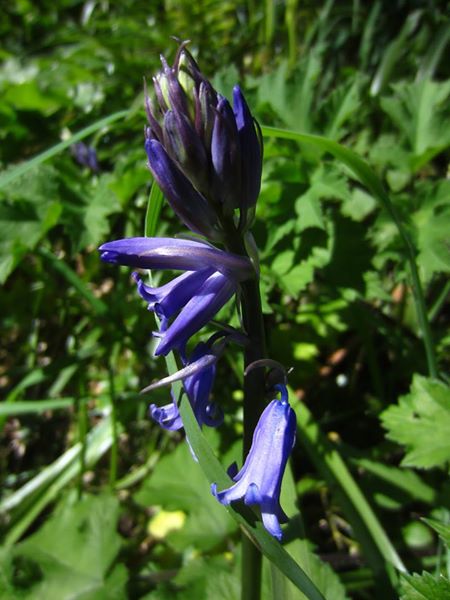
[
  {"xmin": 416, "ymin": 23, "xmax": 450, "ymax": 82},
  {"xmin": 0, "ymin": 110, "xmax": 129, "ymax": 190},
  {"xmin": 1, "ymin": 416, "xmax": 113, "ymax": 544},
  {"xmin": 0, "ymin": 398, "xmax": 74, "ymax": 417},
  {"xmin": 293, "ymin": 392, "xmax": 406, "ymax": 581},
  {"xmin": 178, "ymin": 393, "xmax": 326, "ymax": 600},
  {"xmin": 38, "ymin": 246, "xmax": 108, "ymax": 316},
  {"xmin": 144, "ymin": 182, "xmax": 164, "ymax": 238},
  {"xmin": 159, "ymin": 351, "xmax": 325, "ymax": 599}
]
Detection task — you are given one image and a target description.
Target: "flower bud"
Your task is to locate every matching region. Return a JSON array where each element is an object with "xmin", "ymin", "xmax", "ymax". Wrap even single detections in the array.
[{"xmin": 145, "ymin": 42, "xmax": 263, "ymax": 235}]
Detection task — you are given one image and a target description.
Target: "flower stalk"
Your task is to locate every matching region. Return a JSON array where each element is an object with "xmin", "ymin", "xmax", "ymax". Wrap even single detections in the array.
[
  {"xmin": 238, "ymin": 274, "xmax": 267, "ymax": 600},
  {"xmin": 99, "ymin": 42, "xmax": 296, "ymax": 600}
]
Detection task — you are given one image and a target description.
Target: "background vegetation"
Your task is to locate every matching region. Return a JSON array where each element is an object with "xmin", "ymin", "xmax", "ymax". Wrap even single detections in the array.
[{"xmin": 1, "ymin": 1, "xmax": 449, "ymax": 598}]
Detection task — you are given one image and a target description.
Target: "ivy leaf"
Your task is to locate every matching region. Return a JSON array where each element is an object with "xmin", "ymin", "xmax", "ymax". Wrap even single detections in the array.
[
  {"xmin": 381, "ymin": 375, "xmax": 450, "ymax": 469},
  {"xmin": 400, "ymin": 572, "xmax": 450, "ymax": 600}
]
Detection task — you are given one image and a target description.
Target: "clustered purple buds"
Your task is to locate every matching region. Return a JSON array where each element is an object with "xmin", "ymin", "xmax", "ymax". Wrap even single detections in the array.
[
  {"xmin": 145, "ymin": 43, "xmax": 263, "ymax": 235},
  {"xmin": 99, "ymin": 43, "xmax": 296, "ymax": 540}
]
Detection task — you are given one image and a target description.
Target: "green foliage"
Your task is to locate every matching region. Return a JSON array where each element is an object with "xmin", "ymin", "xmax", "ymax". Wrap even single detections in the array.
[
  {"xmin": 0, "ymin": 493, "xmax": 126, "ymax": 599},
  {"xmin": 400, "ymin": 572, "xmax": 450, "ymax": 600},
  {"xmin": 1, "ymin": 1, "xmax": 450, "ymax": 598},
  {"xmin": 381, "ymin": 375, "xmax": 450, "ymax": 469},
  {"xmin": 380, "ymin": 80, "xmax": 450, "ymax": 171},
  {"xmin": 136, "ymin": 441, "xmax": 237, "ymax": 552}
]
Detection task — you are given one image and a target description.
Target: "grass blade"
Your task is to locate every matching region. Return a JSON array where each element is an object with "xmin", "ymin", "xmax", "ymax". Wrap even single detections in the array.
[
  {"xmin": 0, "ymin": 398, "xmax": 74, "ymax": 417},
  {"xmin": 294, "ymin": 395, "xmax": 406, "ymax": 582},
  {"xmin": 144, "ymin": 182, "xmax": 164, "ymax": 238},
  {"xmin": 0, "ymin": 110, "xmax": 129, "ymax": 190}
]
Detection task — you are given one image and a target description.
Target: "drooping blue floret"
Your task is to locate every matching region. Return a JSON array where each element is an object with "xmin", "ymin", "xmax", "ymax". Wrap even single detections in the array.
[
  {"xmin": 150, "ymin": 392, "xmax": 183, "ymax": 430},
  {"xmin": 99, "ymin": 237, "xmax": 252, "ymax": 277},
  {"xmin": 212, "ymin": 385, "xmax": 296, "ymax": 540},
  {"xmin": 99, "ymin": 237, "xmax": 252, "ymax": 356},
  {"xmin": 150, "ymin": 340, "xmax": 223, "ymax": 430},
  {"xmin": 133, "ymin": 269, "xmax": 237, "ymax": 356}
]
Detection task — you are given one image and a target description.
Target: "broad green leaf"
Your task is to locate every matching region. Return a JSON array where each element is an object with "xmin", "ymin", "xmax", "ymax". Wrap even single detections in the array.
[
  {"xmin": 422, "ymin": 518, "xmax": 450, "ymax": 548},
  {"xmin": 381, "ymin": 375, "xmax": 450, "ymax": 469},
  {"xmin": 174, "ymin": 555, "xmax": 241, "ymax": 600},
  {"xmin": 400, "ymin": 572, "xmax": 450, "ymax": 600},
  {"xmin": 261, "ymin": 123, "xmax": 438, "ymax": 378},
  {"xmin": 1, "ymin": 493, "xmax": 127, "ymax": 600},
  {"xmin": 0, "ymin": 165, "xmax": 62, "ymax": 283},
  {"xmin": 417, "ymin": 208, "xmax": 450, "ymax": 280},
  {"xmin": 323, "ymin": 78, "xmax": 362, "ymax": 141},
  {"xmin": 380, "ymin": 80, "xmax": 450, "ymax": 170},
  {"xmin": 257, "ymin": 56, "xmax": 322, "ymax": 134},
  {"xmin": 295, "ymin": 195, "xmax": 325, "ymax": 231},
  {"xmin": 402, "ymin": 522, "xmax": 434, "ymax": 550},
  {"xmin": 136, "ymin": 441, "xmax": 237, "ymax": 551},
  {"xmin": 341, "ymin": 189, "xmax": 376, "ymax": 222},
  {"xmin": 77, "ymin": 174, "xmax": 121, "ymax": 249},
  {"xmin": 411, "ymin": 181, "xmax": 450, "ymax": 282}
]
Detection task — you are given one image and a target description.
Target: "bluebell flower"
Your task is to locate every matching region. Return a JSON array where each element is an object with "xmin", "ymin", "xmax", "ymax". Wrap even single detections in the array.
[
  {"xmin": 211, "ymin": 385, "xmax": 296, "ymax": 540},
  {"xmin": 149, "ymin": 340, "xmax": 223, "ymax": 431},
  {"xmin": 149, "ymin": 391, "xmax": 183, "ymax": 430},
  {"xmin": 99, "ymin": 237, "xmax": 253, "ymax": 355},
  {"xmin": 145, "ymin": 43, "xmax": 263, "ymax": 234},
  {"xmin": 71, "ymin": 142, "xmax": 99, "ymax": 172}
]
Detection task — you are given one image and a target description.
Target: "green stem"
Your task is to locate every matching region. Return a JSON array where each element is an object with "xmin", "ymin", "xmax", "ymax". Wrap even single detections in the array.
[
  {"xmin": 225, "ymin": 232, "xmax": 267, "ymax": 600},
  {"xmin": 428, "ymin": 280, "xmax": 450, "ymax": 323},
  {"xmin": 240, "ymin": 276, "xmax": 267, "ymax": 600}
]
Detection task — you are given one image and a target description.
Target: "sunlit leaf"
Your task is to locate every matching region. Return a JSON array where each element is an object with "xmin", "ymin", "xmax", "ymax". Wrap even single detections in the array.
[{"xmin": 381, "ymin": 375, "xmax": 450, "ymax": 469}]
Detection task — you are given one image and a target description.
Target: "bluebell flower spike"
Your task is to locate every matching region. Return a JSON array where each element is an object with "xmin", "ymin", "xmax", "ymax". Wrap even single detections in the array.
[{"xmin": 212, "ymin": 384, "xmax": 296, "ymax": 540}]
